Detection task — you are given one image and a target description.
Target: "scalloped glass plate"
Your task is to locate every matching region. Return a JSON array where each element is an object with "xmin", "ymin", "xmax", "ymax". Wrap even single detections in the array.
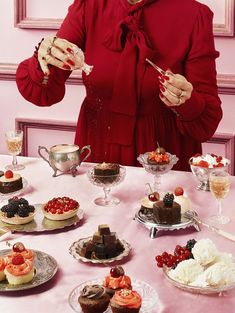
[
  {"xmin": 69, "ymin": 237, "xmax": 131, "ymax": 264},
  {"xmin": 0, "ymin": 178, "xmax": 28, "ymax": 200},
  {"xmin": 163, "ymin": 267, "xmax": 235, "ymax": 295},
  {"xmin": 0, "ymin": 204, "xmax": 84, "ymax": 233},
  {"xmin": 68, "ymin": 278, "xmax": 159, "ymax": 313},
  {"xmin": 0, "ymin": 249, "xmax": 58, "ymax": 291}
]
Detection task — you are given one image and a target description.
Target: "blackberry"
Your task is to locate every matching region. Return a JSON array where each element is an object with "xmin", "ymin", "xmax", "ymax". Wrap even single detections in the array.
[
  {"xmin": 28, "ymin": 205, "xmax": 35, "ymax": 213},
  {"xmin": 19, "ymin": 198, "xmax": 29, "ymax": 206},
  {"xmin": 6, "ymin": 208, "xmax": 16, "ymax": 218},
  {"xmin": 186, "ymin": 239, "xmax": 197, "ymax": 252},
  {"xmin": 18, "ymin": 208, "xmax": 29, "ymax": 217},
  {"xmin": 163, "ymin": 193, "xmax": 174, "ymax": 206},
  {"xmin": 1, "ymin": 205, "xmax": 8, "ymax": 212}
]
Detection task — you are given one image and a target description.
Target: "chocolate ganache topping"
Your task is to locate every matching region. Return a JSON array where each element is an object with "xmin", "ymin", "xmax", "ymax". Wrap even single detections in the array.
[{"xmin": 80, "ymin": 284, "xmax": 106, "ymax": 299}]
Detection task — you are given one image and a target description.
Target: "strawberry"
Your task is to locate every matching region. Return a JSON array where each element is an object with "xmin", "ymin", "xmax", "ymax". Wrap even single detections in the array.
[
  {"xmin": 197, "ymin": 160, "xmax": 209, "ymax": 168},
  {"xmin": 12, "ymin": 254, "xmax": 25, "ymax": 265},
  {"xmin": 174, "ymin": 187, "xmax": 184, "ymax": 196},
  {"xmin": 4, "ymin": 170, "xmax": 13, "ymax": 179}
]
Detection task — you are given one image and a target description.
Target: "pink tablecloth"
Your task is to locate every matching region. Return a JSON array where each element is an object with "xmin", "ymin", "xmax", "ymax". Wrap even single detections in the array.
[{"xmin": 0, "ymin": 155, "xmax": 235, "ymax": 313}]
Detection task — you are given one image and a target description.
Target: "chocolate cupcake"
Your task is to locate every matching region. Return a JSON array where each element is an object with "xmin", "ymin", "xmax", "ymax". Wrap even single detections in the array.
[
  {"xmin": 78, "ymin": 284, "xmax": 110, "ymax": 313},
  {"xmin": 110, "ymin": 289, "xmax": 142, "ymax": 313}
]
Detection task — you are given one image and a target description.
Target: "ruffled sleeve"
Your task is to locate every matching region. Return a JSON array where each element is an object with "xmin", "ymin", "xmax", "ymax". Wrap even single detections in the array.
[
  {"xmin": 16, "ymin": 0, "xmax": 86, "ymax": 106},
  {"xmin": 173, "ymin": 3, "xmax": 222, "ymax": 142}
]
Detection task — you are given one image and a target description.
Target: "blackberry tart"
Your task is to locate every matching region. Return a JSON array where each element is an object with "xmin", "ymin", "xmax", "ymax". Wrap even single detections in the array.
[{"xmin": 0, "ymin": 197, "xmax": 36, "ymax": 225}]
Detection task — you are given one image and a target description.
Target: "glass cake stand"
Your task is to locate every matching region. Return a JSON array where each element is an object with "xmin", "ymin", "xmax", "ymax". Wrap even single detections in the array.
[
  {"xmin": 87, "ymin": 166, "xmax": 126, "ymax": 206},
  {"xmin": 137, "ymin": 152, "xmax": 178, "ymax": 192}
]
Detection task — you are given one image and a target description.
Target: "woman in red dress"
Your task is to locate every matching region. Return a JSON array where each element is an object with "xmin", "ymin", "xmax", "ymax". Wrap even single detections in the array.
[{"xmin": 16, "ymin": 0, "xmax": 222, "ymax": 171}]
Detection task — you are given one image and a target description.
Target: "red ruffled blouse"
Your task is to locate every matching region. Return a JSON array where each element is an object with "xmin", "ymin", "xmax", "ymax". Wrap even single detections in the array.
[{"xmin": 16, "ymin": 0, "xmax": 222, "ymax": 171}]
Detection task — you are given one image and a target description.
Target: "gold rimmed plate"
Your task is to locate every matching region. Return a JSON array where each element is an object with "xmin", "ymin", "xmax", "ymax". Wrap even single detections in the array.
[
  {"xmin": 0, "ymin": 249, "xmax": 58, "ymax": 291},
  {"xmin": 69, "ymin": 236, "xmax": 131, "ymax": 264}
]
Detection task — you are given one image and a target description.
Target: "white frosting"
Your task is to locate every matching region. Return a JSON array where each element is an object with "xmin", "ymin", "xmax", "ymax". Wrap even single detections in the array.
[
  {"xmin": 169, "ymin": 259, "xmax": 204, "ymax": 284},
  {"xmin": 141, "ymin": 196, "xmax": 155, "ymax": 208},
  {"xmin": 192, "ymin": 239, "xmax": 218, "ymax": 266},
  {"xmin": 0, "ymin": 173, "xmax": 21, "ymax": 183}
]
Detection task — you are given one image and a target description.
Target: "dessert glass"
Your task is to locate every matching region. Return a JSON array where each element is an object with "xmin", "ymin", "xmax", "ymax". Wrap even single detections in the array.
[
  {"xmin": 87, "ymin": 165, "xmax": 126, "ymax": 206},
  {"xmin": 137, "ymin": 152, "xmax": 178, "ymax": 192},
  {"xmin": 5, "ymin": 130, "xmax": 25, "ymax": 170}
]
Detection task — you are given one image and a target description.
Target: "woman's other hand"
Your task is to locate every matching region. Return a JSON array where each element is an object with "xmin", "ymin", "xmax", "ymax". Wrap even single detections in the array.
[
  {"xmin": 159, "ymin": 71, "xmax": 193, "ymax": 107},
  {"xmin": 38, "ymin": 36, "xmax": 85, "ymax": 75}
]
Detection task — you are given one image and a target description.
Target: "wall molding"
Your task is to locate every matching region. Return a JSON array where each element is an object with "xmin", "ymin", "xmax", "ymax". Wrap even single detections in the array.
[
  {"xmin": 16, "ymin": 118, "xmax": 76, "ymax": 156},
  {"xmin": 15, "ymin": 0, "xmax": 235, "ymax": 36},
  {"xmin": 1, "ymin": 63, "xmax": 235, "ymax": 94},
  {"xmin": 14, "ymin": 0, "xmax": 63, "ymax": 29},
  {"xmin": 206, "ymin": 132, "xmax": 235, "ymax": 175}
]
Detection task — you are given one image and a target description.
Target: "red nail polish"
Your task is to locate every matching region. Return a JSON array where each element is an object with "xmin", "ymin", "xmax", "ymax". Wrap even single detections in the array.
[
  {"xmin": 66, "ymin": 47, "xmax": 74, "ymax": 54},
  {"xmin": 62, "ymin": 64, "xmax": 71, "ymax": 70},
  {"xmin": 159, "ymin": 85, "xmax": 165, "ymax": 92},
  {"xmin": 67, "ymin": 59, "xmax": 75, "ymax": 66},
  {"xmin": 159, "ymin": 76, "xmax": 164, "ymax": 83},
  {"xmin": 163, "ymin": 75, "xmax": 170, "ymax": 81}
]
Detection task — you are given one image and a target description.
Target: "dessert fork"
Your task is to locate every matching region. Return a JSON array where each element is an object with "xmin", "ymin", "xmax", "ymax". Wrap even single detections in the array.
[
  {"xmin": 184, "ymin": 210, "xmax": 235, "ymax": 242},
  {"xmin": 0, "ymin": 226, "xmax": 12, "ymax": 242}
]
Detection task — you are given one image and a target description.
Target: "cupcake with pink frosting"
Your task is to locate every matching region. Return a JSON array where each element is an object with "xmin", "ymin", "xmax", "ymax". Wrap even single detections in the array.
[
  {"xmin": 0, "ymin": 257, "xmax": 6, "ymax": 281},
  {"xmin": 110, "ymin": 289, "xmax": 142, "ymax": 313},
  {"xmin": 103, "ymin": 266, "xmax": 132, "ymax": 297}
]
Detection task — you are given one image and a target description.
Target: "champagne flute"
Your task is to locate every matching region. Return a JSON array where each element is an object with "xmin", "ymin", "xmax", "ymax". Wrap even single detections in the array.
[
  {"xmin": 5, "ymin": 130, "xmax": 25, "ymax": 170},
  {"xmin": 209, "ymin": 170, "xmax": 230, "ymax": 224}
]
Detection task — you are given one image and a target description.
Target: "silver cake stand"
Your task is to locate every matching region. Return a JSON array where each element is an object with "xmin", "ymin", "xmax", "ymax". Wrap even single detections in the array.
[{"xmin": 134, "ymin": 209, "xmax": 200, "ymax": 239}]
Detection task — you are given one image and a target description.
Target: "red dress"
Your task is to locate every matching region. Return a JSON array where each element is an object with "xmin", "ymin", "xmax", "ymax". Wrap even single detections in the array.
[{"xmin": 16, "ymin": 0, "xmax": 222, "ymax": 171}]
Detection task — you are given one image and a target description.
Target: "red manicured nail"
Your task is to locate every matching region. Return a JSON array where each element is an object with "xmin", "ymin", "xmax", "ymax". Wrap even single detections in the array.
[
  {"xmin": 62, "ymin": 64, "xmax": 71, "ymax": 70},
  {"xmin": 159, "ymin": 85, "xmax": 165, "ymax": 92},
  {"xmin": 67, "ymin": 59, "xmax": 75, "ymax": 66},
  {"xmin": 159, "ymin": 76, "xmax": 164, "ymax": 83},
  {"xmin": 163, "ymin": 75, "xmax": 170, "ymax": 80},
  {"xmin": 66, "ymin": 47, "xmax": 74, "ymax": 54}
]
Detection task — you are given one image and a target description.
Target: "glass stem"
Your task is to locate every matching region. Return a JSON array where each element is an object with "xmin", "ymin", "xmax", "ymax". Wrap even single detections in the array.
[
  {"xmin": 12, "ymin": 155, "xmax": 18, "ymax": 166},
  {"xmin": 217, "ymin": 198, "xmax": 223, "ymax": 217},
  {"xmin": 154, "ymin": 174, "xmax": 161, "ymax": 192},
  {"xmin": 103, "ymin": 187, "xmax": 111, "ymax": 202}
]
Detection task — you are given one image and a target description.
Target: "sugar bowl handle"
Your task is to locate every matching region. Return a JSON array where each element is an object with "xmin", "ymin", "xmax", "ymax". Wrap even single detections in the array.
[
  {"xmin": 80, "ymin": 145, "xmax": 91, "ymax": 163},
  {"xmin": 38, "ymin": 146, "xmax": 50, "ymax": 166}
]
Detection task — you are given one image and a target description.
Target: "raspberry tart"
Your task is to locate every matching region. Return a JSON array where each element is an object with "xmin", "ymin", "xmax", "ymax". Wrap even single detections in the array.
[
  {"xmin": 0, "ymin": 197, "xmax": 36, "ymax": 225},
  {"xmin": 42, "ymin": 196, "xmax": 79, "ymax": 221}
]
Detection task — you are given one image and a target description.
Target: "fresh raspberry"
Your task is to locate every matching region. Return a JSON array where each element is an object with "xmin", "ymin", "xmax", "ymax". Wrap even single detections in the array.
[
  {"xmin": 174, "ymin": 187, "xmax": 184, "ymax": 196},
  {"xmin": 12, "ymin": 254, "xmax": 25, "ymax": 265},
  {"xmin": 4, "ymin": 170, "xmax": 13, "ymax": 179}
]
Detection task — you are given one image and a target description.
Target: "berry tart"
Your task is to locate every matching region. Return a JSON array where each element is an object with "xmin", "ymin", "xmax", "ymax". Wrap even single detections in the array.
[
  {"xmin": 0, "ymin": 170, "xmax": 23, "ymax": 194},
  {"xmin": 4, "ymin": 253, "xmax": 35, "ymax": 285},
  {"xmin": 0, "ymin": 257, "xmax": 6, "ymax": 281},
  {"xmin": 110, "ymin": 289, "xmax": 142, "ymax": 313},
  {"xmin": 42, "ymin": 196, "xmax": 79, "ymax": 221},
  {"xmin": 0, "ymin": 197, "xmax": 36, "ymax": 225},
  {"xmin": 103, "ymin": 266, "xmax": 132, "ymax": 297},
  {"xmin": 78, "ymin": 284, "xmax": 110, "ymax": 313}
]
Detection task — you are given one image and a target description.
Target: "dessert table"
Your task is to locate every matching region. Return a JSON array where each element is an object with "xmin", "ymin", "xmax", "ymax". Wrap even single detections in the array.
[{"xmin": 0, "ymin": 155, "xmax": 235, "ymax": 313}]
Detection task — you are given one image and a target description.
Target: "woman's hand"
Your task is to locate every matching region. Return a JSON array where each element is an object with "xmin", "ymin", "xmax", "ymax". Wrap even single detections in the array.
[
  {"xmin": 159, "ymin": 71, "xmax": 193, "ymax": 107},
  {"xmin": 38, "ymin": 36, "xmax": 85, "ymax": 75}
]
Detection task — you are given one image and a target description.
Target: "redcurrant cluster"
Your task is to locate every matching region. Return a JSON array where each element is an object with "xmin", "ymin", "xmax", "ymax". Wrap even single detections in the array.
[{"xmin": 155, "ymin": 243, "xmax": 194, "ymax": 269}]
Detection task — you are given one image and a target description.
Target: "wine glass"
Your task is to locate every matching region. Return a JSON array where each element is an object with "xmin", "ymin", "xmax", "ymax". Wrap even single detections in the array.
[
  {"xmin": 209, "ymin": 170, "xmax": 230, "ymax": 224},
  {"xmin": 137, "ymin": 152, "xmax": 178, "ymax": 193},
  {"xmin": 87, "ymin": 166, "xmax": 126, "ymax": 206},
  {"xmin": 5, "ymin": 130, "xmax": 25, "ymax": 170}
]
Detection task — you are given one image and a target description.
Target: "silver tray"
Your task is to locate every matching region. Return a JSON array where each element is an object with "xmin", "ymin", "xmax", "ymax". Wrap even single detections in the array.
[
  {"xmin": 0, "ymin": 249, "xmax": 58, "ymax": 291},
  {"xmin": 69, "ymin": 236, "xmax": 131, "ymax": 264},
  {"xmin": 135, "ymin": 208, "xmax": 200, "ymax": 238},
  {"xmin": 0, "ymin": 204, "xmax": 84, "ymax": 233}
]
